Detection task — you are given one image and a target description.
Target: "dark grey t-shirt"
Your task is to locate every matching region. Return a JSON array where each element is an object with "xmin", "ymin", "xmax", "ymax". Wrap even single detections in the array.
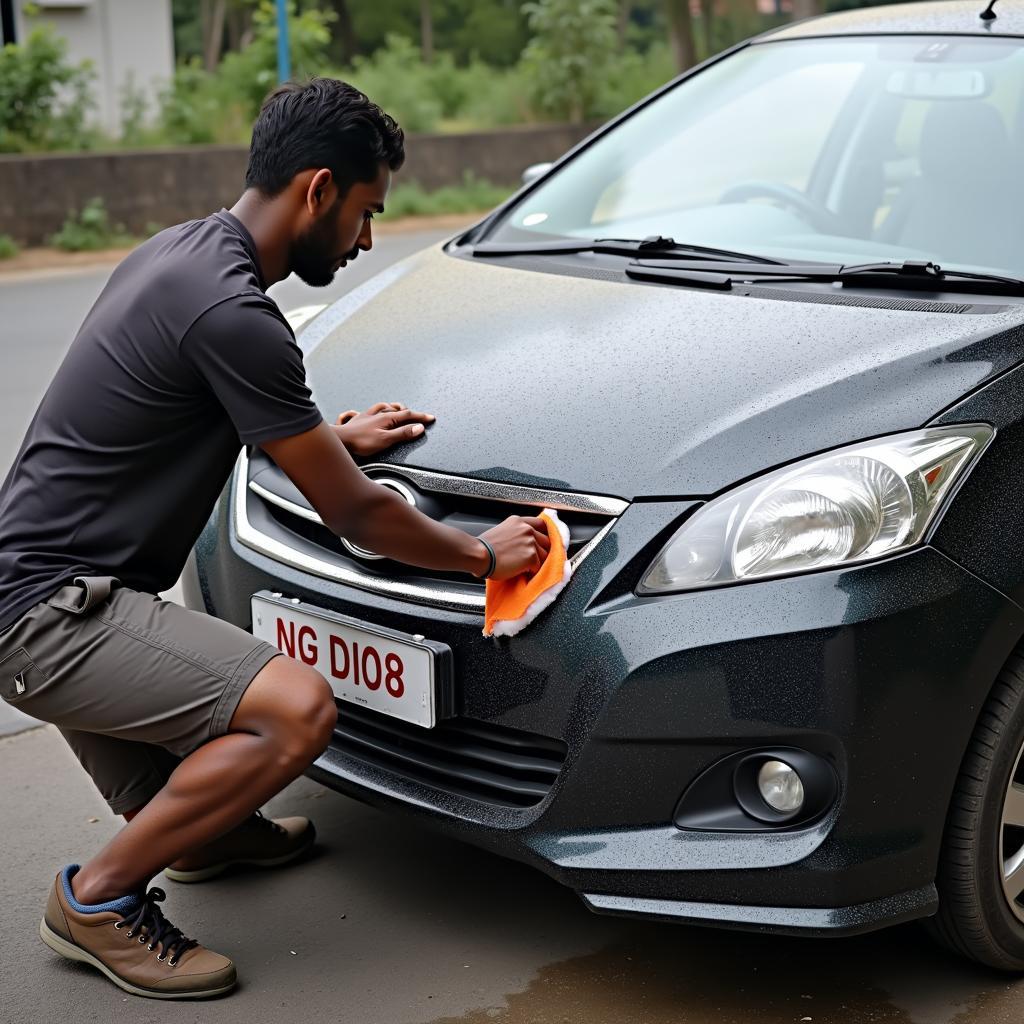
[{"xmin": 0, "ymin": 211, "xmax": 323, "ymax": 632}]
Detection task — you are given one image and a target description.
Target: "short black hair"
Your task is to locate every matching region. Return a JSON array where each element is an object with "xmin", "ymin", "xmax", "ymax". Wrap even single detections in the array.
[{"xmin": 245, "ymin": 78, "xmax": 405, "ymax": 197}]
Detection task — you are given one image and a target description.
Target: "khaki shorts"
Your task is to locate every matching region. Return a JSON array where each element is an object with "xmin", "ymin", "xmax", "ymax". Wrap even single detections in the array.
[{"xmin": 0, "ymin": 576, "xmax": 280, "ymax": 814}]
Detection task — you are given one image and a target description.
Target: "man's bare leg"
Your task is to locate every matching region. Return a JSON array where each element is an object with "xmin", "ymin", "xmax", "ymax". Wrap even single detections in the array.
[{"xmin": 70, "ymin": 656, "xmax": 336, "ymax": 904}]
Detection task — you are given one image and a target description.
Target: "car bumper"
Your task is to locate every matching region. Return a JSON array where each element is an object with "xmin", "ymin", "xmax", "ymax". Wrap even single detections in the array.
[{"xmin": 190, "ymin": 477, "xmax": 1024, "ymax": 935}]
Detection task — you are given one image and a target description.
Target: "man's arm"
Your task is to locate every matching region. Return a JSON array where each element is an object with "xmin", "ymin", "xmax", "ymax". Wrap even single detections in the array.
[{"xmin": 261, "ymin": 422, "xmax": 550, "ymax": 579}]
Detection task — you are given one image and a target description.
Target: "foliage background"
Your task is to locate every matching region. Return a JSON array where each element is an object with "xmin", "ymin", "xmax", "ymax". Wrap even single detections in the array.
[{"xmin": 1, "ymin": 0, "xmax": 904, "ymax": 153}]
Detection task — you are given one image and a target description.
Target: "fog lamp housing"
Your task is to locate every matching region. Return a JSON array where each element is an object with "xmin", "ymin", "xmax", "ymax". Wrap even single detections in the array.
[{"xmin": 674, "ymin": 747, "xmax": 838, "ymax": 832}]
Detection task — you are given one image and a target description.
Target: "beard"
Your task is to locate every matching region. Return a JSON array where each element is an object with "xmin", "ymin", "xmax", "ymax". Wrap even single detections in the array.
[{"xmin": 290, "ymin": 204, "xmax": 357, "ymax": 287}]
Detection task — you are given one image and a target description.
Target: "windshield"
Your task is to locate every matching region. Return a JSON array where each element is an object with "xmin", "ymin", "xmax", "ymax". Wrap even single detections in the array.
[{"xmin": 488, "ymin": 36, "xmax": 1024, "ymax": 278}]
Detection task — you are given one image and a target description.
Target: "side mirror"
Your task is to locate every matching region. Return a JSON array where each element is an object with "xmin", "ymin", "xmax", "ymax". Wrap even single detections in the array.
[{"xmin": 521, "ymin": 162, "xmax": 553, "ymax": 186}]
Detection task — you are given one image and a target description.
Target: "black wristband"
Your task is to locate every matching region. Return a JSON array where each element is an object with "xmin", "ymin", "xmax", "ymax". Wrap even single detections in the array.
[{"xmin": 478, "ymin": 537, "xmax": 497, "ymax": 579}]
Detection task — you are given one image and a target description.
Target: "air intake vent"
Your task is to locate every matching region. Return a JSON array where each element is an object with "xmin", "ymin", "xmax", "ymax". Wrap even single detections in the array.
[
  {"xmin": 733, "ymin": 286, "xmax": 1003, "ymax": 315},
  {"xmin": 331, "ymin": 703, "xmax": 567, "ymax": 808}
]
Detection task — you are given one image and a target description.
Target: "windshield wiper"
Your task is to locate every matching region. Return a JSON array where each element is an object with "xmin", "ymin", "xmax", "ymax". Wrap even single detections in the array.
[
  {"xmin": 470, "ymin": 235, "xmax": 787, "ymax": 265},
  {"xmin": 628, "ymin": 258, "xmax": 1024, "ymax": 296},
  {"xmin": 837, "ymin": 260, "xmax": 1024, "ymax": 291}
]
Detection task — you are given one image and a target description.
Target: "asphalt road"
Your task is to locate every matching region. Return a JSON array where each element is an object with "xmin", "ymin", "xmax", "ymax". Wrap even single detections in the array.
[{"xmin": 3, "ymin": 227, "xmax": 1024, "ymax": 1023}]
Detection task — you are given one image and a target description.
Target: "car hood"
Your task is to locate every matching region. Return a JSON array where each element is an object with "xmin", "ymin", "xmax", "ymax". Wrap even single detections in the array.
[{"xmin": 298, "ymin": 247, "xmax": 1024, "ymax": 498}]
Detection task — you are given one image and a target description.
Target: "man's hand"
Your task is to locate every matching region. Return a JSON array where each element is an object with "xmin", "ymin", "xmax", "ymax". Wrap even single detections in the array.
[
  {"xmin": 333, "ymin": 402, "xmax": 436, "ymax": 457},
  {"xmin": 477, "ymin": 516, "xmax": 552, "ymax": 580},
  {"xmin": 261, "ymin": 422, "xmax": 543, "ymax": 579}
]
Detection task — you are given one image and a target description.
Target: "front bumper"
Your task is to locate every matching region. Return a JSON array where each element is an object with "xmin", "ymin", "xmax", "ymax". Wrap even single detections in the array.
[{"xmin": 191, "ymin": 474, "xmax": 1024, "ymax": 936}]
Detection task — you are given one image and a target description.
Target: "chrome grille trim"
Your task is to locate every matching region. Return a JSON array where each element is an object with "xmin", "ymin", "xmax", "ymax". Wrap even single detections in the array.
[
  {"xmin": 354, "ymin": 462, "xmax": 628, "ymax": 517},
  {"xmin": 234, "ymin": 449, "xmax": 624, "ymax": 613},
  {"xmin": 249, "ymin": 481, "xmax": 319, "ymax": 522}
]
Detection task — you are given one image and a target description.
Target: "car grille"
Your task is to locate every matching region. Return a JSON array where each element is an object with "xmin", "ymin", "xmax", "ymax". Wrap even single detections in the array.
[
  {"xmin": 235, "ymin": 448, "xmax": 626, "ymax": 612},
  {"xmin": 331, "ymin": 702, "xmax": 568, "ymax": 808}
]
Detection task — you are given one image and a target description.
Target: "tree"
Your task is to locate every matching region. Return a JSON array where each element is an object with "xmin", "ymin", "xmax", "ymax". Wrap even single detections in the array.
[
  {"xmin": 420, "ymin": 0, "xmax": 433, "ymax": 62},
  {"xmin": 201, "ymin": 0, "xmax": 228, "ymax": 72},
  {"xmin": 521, "ymin": 0, "xmax": 618, "ymax": 123},
  {"xmin": 617, "ymin": 0, "xmax": 631, "ymax": 51},
  {"xmin": 327, "ymin": 0, "xmax": 358, "ymax": 63},
  {"xmin": 791, "ymin": 0, "xmax": 824, "ymax": 18},
  {"xmin": 664, "ymin": 0, "xmax": 696, "ymax": 72},
  {"xmin": 697, "ymin": 0, "xmax": 713, "ymax": 60}
]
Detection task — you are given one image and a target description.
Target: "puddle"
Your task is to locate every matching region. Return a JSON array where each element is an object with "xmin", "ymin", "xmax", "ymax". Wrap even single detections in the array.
[{"xmin": 430, "ymin": 922, "xmax": 1024, "ymax": 1024}]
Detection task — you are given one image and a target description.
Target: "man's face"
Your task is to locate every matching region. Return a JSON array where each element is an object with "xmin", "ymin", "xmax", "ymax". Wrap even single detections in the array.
[{"xmin": 291, "ymin": 163, "xmax": 390, "ymax": 288}]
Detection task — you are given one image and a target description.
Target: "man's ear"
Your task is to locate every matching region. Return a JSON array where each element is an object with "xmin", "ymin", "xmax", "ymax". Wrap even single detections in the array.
[{"xmin": 305, "ymin": 168, "xmax": 335, "ymax": 215}]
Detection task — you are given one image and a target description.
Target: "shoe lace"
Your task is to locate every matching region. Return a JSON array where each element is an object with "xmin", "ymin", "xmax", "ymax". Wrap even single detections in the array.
[
  {"xmin": 254, "ymin": 809, "xmax": 286, "ymax": 836},
  {"xmin": 117, "ymin": 887, "xmax": 198, "ymax": 966}
]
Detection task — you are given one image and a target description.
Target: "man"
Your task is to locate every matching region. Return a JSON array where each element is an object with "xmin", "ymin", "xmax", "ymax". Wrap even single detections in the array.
[{"xmin": 0, "ymin": 78, "xmax": 549, "ymax": 1000}]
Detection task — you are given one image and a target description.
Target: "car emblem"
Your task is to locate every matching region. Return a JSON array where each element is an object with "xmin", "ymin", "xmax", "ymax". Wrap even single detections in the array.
[{"xmin": 341, "ymin": 477, "xmax": 418, "ymax": 561}]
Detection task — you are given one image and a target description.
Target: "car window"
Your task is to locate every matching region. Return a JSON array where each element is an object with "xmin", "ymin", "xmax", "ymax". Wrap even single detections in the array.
[
  {"xmin": 492, "ymin": 36, "xmax": 1024, "ymax": 278},
  {"xmin": 592, "ymin": 59, "xmax": 862, "ymax": 227}
]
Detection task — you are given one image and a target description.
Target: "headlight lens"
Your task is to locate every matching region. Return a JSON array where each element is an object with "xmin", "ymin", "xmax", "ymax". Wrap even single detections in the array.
[{"xmin": 638, "ymin": 424, "xmax": 992, "ymax": 594}]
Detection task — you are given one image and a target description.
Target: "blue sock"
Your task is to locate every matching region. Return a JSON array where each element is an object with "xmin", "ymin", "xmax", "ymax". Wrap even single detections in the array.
[{"xmin": 61, "ymin": 864, "xmax": 142, "ymax": 916}]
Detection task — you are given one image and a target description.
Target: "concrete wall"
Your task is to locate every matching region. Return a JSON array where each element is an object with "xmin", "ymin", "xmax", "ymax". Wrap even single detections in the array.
[
  {"xmin": 0, "ymin": 123, "xmax": 596, "ymax": 246},
  {"xmin": 15, "ymin": 0, "xmax": 175, "ymax": 136}
]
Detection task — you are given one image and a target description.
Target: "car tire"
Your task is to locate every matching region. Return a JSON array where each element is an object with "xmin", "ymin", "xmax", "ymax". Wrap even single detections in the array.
[{"xmin": 928, "ymin": 647, "xmax": 1024, "ymax": 970}]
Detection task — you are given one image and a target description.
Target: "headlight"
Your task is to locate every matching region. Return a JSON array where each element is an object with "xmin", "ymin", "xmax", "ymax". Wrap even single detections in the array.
[{"xmin": 638, "ymin": 424, "xmax": 993, "ymax": 595}]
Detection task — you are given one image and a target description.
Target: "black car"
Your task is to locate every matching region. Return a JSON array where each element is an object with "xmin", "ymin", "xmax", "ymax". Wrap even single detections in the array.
[{"xmin": 189, "ymin": 0, "xmax": 1024, "ymax": 970}]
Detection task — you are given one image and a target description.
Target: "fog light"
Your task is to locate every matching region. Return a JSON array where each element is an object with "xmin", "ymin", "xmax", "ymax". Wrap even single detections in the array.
[{"xmin": 757, "ymin": 760, "xmax": 805, "ymax": 815}]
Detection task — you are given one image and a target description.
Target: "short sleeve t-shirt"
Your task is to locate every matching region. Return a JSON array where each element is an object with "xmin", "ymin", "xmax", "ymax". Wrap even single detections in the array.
[{"xmin": 0, "ymin": 211, "xmax": 323, "ymax": 632}]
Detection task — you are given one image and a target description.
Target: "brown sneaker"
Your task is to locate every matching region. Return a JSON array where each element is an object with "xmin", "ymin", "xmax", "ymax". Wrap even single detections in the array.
[
  {"xmin": 164, "ymin": 811, "xmax": 315, "ymax": 883},
  {"xmin": 40, "ymin": 867, "xmax": 236, "ymax": 999}
]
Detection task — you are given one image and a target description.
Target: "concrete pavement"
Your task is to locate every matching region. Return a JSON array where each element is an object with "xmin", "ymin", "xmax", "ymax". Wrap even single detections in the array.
[{"xmin": 3, "ymin": 724, "xmax": 1024, "ymax": 1024}]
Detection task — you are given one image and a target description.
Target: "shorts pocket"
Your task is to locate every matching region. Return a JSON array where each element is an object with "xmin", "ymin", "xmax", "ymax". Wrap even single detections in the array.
[{"xmin": 0, "ymin": 647, "xmax": 47, "ymax": 705}]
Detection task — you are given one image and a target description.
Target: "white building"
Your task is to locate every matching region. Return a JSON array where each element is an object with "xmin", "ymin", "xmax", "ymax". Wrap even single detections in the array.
[{"xmin": 3, "ymin": 0, "xmax": 175, "ymax": 137}]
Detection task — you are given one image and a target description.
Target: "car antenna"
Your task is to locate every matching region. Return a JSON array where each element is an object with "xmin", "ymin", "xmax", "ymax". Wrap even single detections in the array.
[{"xmin": 980, "ymin": 0, "xmax": 998, "ymax": 21}]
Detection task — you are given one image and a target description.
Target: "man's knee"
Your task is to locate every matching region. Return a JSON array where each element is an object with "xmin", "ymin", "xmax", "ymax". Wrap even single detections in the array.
[{"xmin": 234, "ymin": 656, "xmax": 337, "ymax": 761}]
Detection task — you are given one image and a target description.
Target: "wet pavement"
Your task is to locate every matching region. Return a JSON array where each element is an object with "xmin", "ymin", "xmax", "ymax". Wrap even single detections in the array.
[{"xmin": 2, "ymin": 725, "xmax": 1024, "ymax": 1024}]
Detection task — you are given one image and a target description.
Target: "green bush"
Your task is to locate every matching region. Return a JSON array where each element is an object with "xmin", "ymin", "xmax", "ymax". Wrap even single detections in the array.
[
  {"xmin": 50, "ymin": 198, "xmax": 134, "ymax": 252},
  {"xmin": 158, "ymin": 59, "xmax": 233, "ymax": 145},
  {"xmin": 0, "ymin": 25, "xmax": 95, "ymax": 152},
  {"xmin": 346, "ymin": 35, "xmax": 444, "ymax": 134},
  {"xmin": 441, "ymin": 60, "xmax": 535, "ymax": 131},
  {"xmin": 158, "ymin": 1, "xmax": 335, "ymax": 146},
  {"xmin": 0, "ymin": 234, "xmax": 20, "ymax": 260},
  {"xmin": 520, "ymin": 0, "xmax": 619, "ymax": 123},
  {"xmin": 596, "ymin": 41, "xmax": 676, "ymax": 120},
  {"xmin": 381, "ymin": 173, "xmax": 512, "ymax": 220}
]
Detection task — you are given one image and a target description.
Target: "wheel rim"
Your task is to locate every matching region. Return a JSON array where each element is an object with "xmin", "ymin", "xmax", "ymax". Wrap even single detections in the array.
[{"xmin": 1001, "ymin": 739, "xmax": 1024, "ymax": 924}]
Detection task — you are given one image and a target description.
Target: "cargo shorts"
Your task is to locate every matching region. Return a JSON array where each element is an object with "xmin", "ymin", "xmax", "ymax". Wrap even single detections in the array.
[{"xmin": 0, "ymin": 576, "xmax": 281, "ymax": 814}]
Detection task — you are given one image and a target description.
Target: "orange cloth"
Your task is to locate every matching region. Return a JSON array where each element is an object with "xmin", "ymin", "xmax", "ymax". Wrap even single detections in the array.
[{"xmin": 483, "ymin": 509, "xmax": 571, "ymax": 637}]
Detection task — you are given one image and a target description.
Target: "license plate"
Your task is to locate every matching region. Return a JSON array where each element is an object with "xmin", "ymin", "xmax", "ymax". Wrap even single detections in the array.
[{"xmin": 251, "ymin": 592, "xmax": 453, "ymax": 728}]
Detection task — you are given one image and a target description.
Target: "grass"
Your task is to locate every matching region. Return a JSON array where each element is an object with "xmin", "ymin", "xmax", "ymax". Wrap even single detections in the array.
[
  {"xmin": 49, "ymin": 197, "xmax": 137, "ymax": 252},
  {"xmin": 381, "ymin": 173, "xmax": 513, "ymax": 221},
  {"xmin": 0, "ymin": 234, "xmax": 20, "ymax": 259}
]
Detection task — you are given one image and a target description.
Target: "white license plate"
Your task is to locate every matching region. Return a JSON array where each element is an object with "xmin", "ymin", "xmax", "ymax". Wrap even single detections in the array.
[{"xmin": 251, "ymin": 592, "xmax": 451, "ymax": 728}]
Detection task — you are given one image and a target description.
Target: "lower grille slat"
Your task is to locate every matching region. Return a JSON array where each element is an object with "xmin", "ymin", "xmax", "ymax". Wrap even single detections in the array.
[
  {"xmin": 331, "ymin": 703, "xmax": 567, "ymax": 808},
  {"xmin": 341, "ymin": 707, "xmax": 563, "ymax": 777}
]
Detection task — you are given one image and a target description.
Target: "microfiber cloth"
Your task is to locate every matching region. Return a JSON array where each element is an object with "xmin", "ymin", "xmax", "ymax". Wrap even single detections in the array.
[{"xmin": 484, "ymin": 509, "xmax": 571, "ymax": 637}]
